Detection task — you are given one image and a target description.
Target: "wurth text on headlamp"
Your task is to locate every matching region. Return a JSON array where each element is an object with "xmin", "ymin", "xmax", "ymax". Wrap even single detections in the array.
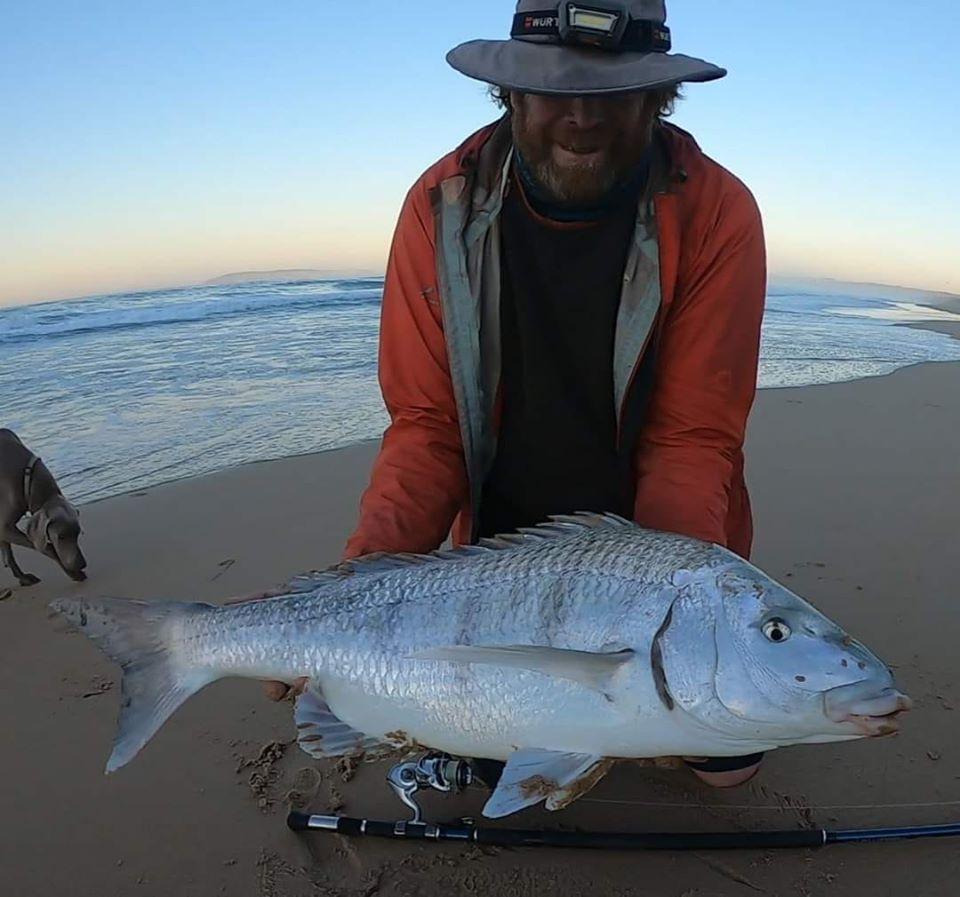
[{"xmin": 511, "ymin": 2, "xmax": 672, "ymax": 53}]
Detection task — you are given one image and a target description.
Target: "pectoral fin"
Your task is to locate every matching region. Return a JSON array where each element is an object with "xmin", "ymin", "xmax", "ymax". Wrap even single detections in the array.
[
  {"xmin": 411, "ymin": 644, "xmax": 634, "ymax": 693},
  {"xmin": 482, "ymin": 749, "xmax": 609, "ymax": 818}
]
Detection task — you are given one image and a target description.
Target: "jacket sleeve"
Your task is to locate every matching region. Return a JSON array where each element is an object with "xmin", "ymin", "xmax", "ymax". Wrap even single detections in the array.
[
  {"xmin": 343, "ymin": 179, "xmax": 469, "ymax": 559},
  {"xmin": 632, "ymin": 183, "xmax": 766, "ymax": 547}
]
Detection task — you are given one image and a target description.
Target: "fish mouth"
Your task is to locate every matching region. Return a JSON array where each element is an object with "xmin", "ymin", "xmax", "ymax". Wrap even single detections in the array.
[{"xmin": 823, "ymin": 683, "xmax": 913, "ymax": 737}]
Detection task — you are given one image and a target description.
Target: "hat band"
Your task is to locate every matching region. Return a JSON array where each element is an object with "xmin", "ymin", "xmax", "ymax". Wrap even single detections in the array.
[{"xmin": 511, "ymin": 4, "xmax": 672, "ymax": 53}]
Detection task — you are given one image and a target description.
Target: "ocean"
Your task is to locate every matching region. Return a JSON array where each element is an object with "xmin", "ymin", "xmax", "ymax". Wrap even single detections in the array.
[{"xmin": 2, "ymin": 277, "xmax": 959, "ymax": 505}]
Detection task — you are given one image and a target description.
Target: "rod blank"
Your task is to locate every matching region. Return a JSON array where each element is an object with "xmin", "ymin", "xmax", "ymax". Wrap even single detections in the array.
[{"xmin": 288, "ymin": 812, "xmax": 960, "ymax": 850}]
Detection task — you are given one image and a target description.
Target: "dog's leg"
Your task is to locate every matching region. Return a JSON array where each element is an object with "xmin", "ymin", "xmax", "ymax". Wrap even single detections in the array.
[
  {"xmin": 1, "ymin": 523, "xmax": 33, "ymax": 549},
  {"xmin": 1, "ymin": 540, "xmax": 40, "ymax": 587}
]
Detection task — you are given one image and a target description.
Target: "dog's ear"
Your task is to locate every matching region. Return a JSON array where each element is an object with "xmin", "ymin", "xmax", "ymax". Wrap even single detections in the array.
[
  {"xmin": 25, "ymin": 508, "xmax": 52, "ymax": 551},
  {"xmin": 57, "ymin": 498, "xmax": 82, "ymax": 530}
]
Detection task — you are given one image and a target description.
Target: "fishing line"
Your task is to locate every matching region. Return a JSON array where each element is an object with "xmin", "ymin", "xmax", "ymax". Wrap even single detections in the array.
[
  {"xmin": 579, "ymin": 797, "xmax": 960, "ymax": 812},
  {"xmin": 287, "ymin": 756, "xmax": 960, "ymax": 851}
]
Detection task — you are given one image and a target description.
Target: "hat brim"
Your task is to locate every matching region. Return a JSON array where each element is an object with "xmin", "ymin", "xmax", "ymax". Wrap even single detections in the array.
[{"xmin": 447, "ymin": 39, "xmax": 726, "ymax": 95}]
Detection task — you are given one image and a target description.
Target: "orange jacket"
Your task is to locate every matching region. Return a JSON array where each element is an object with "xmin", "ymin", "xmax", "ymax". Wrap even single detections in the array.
[{"xmin": 345, "ymin": 119, "xmax": 766, "ymax": 560}]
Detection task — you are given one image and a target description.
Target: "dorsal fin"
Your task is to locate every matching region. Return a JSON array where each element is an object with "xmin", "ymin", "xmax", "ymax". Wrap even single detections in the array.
[{"xmin": 282, "ymin": 513, "xmax": 635, "ymax": 593}]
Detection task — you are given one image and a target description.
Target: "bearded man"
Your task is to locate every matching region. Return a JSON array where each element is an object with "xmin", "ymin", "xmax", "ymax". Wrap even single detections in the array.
[{"xmin": 278, "ymin": 1, "xmax": 768, "ymax": 787}]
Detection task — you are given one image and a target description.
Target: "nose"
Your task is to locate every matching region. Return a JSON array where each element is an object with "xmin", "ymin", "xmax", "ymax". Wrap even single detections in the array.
[
  {"xmin": 65, "ymin": 548, "xmax": 88, "ymax": 581},
  {"xmin": 56, "ymin": 541, "xmax": 86, "ymax": 572},
  {"xmin": 565, "ymin": 95, "xmax": 605, "ymax": 130}
]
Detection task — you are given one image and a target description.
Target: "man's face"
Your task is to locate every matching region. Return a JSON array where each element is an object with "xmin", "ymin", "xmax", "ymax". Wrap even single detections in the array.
[{"xmin": 510, "ymin": 90, "xmax": 658, "ymax": 206}]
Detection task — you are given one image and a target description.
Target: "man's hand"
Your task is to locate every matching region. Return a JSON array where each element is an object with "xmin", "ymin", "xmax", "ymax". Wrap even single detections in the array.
[
  {"xmin": 224, "ymin": 589, "xmax": 309, "ymax": 702},
  {"xmin": 262, "ymin": 678, "xmax": 309, "ymax": 702}
]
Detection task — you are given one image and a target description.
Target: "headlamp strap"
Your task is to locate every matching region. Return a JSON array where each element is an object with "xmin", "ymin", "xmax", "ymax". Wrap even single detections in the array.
[{"xmin": 511, "ymin": 6, "xmax": 672, "ymax": 52}]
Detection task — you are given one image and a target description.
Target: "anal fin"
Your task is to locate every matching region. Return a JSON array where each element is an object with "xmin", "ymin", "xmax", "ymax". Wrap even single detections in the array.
[{"xmin": 482, "ymin": 748, "xmax": 609, "ymax": 819}]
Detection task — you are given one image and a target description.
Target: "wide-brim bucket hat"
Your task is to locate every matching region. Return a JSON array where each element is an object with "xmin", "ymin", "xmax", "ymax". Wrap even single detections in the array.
[{"xmin": 448, "ymin": 0, "xmax": 725, "ymax": 95}]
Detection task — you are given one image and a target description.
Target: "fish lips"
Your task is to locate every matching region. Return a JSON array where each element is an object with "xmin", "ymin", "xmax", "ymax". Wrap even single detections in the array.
[{"xmin": 823, "ymin": 682, "xmax": 913, "ymax": 736}]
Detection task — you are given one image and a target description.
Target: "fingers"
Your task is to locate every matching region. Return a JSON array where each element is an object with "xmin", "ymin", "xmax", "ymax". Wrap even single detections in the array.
[
  {"xmin": 262, "ymin": 681, "xmax": 291, "ymax": 702},
  {"xmin": 261, "ymin": 677, "xmax": 309, "ymax": 702}
]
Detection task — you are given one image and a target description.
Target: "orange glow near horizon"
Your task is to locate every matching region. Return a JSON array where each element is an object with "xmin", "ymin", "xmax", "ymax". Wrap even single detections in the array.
[
  {"xmin": 1, "ymin": 214, "xmax": 394, "ymax": 307},
  {"xmin": 3, "ymin": 220, "xmax": 956, "ymax": 308}
]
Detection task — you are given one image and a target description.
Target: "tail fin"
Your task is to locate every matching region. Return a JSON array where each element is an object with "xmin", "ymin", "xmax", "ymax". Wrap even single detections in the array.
[{"xmin": 50, "ymin": 596, "xmax": 216, "ymax": 772}]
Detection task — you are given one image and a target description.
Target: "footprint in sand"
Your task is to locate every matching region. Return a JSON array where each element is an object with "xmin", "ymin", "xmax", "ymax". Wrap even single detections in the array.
[{"xmin": 285, "ymin": 766, "xmax": 323, "ymax": 809}]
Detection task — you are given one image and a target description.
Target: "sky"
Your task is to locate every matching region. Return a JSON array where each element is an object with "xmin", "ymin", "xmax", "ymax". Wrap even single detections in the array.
[{"xmin": 1, "ymin": 0, "xmax": 958, "ymax": 307}]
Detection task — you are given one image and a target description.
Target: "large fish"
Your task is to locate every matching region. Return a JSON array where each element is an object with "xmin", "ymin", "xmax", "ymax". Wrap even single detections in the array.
[{"xmin": 51, "ymin": 514, "xmax": 911, "ymax": 818}]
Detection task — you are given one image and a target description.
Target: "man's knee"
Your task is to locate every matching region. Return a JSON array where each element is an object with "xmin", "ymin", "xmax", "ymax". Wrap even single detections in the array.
[{"xmin": 683, "ymin": 753, "xmax": 764, "ymax": 788}]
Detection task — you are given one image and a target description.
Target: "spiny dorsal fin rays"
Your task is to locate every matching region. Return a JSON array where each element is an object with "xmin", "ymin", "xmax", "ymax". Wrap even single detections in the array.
[{"xmin": 281, "ymin": 513, "xmax": 636, "ymax": 594}]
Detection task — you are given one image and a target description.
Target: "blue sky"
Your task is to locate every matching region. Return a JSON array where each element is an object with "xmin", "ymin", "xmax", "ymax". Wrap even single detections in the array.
[{"xmin": 1, "ymin": 0, "xmax": 957, "ymax": 306}]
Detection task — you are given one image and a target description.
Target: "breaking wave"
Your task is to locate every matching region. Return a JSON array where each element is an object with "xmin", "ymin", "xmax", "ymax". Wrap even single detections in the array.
[
  {"xmin": 0, "ymin": 278, "xmax": 384, "ymax": 345},
  {"xmin": 2, "ymin": 276, "xmax": 958, "ymax": 504}
]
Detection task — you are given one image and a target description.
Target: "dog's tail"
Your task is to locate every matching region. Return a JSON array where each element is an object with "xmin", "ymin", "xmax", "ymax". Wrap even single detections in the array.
[{"xmin": 50, "ymin": 597, "xmax": 217, "ymax": 772}]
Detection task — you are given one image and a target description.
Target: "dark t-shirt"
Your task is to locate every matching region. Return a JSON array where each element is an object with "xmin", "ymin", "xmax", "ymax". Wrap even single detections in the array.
[{"xmin": 477, "ymin": 158, "xmax": 645, "ymax": 538}]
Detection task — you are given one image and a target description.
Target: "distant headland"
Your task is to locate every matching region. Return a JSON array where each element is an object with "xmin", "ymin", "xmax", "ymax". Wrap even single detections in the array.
[{"xmin": 203, "ymin": 268, "xmax": 383, "ymax": 286}]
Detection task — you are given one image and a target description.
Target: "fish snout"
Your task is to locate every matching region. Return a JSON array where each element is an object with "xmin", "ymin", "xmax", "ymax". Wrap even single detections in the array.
[{"xmin": 823, "ymin": 682, "xmax": 913, "ymax": 736}]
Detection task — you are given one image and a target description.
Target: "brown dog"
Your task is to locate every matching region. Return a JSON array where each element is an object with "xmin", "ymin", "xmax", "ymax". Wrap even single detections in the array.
[{"xmin": 0, "ymin": 429, "xmax": 87, "ymax": 586}]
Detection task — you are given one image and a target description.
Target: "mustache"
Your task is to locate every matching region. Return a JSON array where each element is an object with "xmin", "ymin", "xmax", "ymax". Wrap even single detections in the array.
[
  {"xmin": 512, "ymin": 117, "xmax": 643, "ymax": 205},
  {"xmin": 556, "ymin": 141, "xmax": 606, "ymax": 154}
]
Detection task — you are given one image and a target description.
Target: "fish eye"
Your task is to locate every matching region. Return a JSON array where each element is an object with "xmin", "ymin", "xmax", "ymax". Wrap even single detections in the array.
[{"xmin": 762, "ymin": 618, "xmax": 792, "ymax": 643}]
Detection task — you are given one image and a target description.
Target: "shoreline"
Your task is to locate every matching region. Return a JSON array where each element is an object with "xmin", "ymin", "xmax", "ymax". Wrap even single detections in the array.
[
  {"xmin": 904, "ymin": 319, "xmax": 960, "ymax": 340},
  {"xmin": 79, "ymin": 348, "xmax": 960, "ymax": 510},
  {"xmin": 75, "ymin": 304, "xmax": 960, "ymax": 510},
  {"xmin": 79, "ymin": 438, "xmax": 382, "ymax": 507},
  {"xmin": 11, "ymin": 289, "xmax": 958, "ymax": 509}
]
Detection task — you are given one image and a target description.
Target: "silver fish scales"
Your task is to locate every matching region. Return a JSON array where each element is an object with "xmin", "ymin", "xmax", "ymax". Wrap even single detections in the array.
[{"xmin": 52, "ymin": 514, "xmax": 910, "ymax": 817}]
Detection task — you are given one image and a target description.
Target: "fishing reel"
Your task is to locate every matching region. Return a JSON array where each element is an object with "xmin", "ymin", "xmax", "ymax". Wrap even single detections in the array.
[{"xmin": 386, "ymin": 753, "xmax": 474, "ymax": 823}]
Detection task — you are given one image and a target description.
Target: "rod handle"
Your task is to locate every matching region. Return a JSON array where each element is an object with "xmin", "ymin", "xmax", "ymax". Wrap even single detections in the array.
[{"xmin": 286, "ymin": 811, "xmax": 313, "ymax": 832}]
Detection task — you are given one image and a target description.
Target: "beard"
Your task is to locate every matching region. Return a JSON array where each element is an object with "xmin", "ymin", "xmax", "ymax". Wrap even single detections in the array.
[{"xmin": 511, "ymin": 104, "xmax": 651, "ymax": 207}]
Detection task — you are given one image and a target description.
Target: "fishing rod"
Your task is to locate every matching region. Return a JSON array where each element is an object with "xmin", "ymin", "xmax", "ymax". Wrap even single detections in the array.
[
  {"xmin": 287, "ymin": 811, "xmax": 960, "ymax": 851},
  {"xmin": 286, "ymin": 754, "xmax": 960, "ymax": 851}
]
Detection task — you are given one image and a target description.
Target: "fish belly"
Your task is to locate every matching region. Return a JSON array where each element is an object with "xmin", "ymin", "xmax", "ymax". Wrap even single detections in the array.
[{"xmin": 318, "ymin": 663, "xmax": 717, "ymax": 761}]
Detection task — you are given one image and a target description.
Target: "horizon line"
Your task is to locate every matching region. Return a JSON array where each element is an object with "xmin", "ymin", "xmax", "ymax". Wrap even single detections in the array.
[{"xmin": 3, "ymin": 269, "xmax": 959, "ymax": 311}]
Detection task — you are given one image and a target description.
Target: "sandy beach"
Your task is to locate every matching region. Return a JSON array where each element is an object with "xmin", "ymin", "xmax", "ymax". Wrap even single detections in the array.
[{"xmin": 2, "ymin": 355, "xmax": 958, "ymax": 896}]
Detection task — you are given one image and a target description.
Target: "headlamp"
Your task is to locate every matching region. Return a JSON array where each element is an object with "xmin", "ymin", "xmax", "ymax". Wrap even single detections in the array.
[
  {"xmin": 559, "ymin": 3, "xmax": 629, "ymax": 49},
  {"xmin": 511, "ymin": 2, "xmax": 671, "ymax": 53}
]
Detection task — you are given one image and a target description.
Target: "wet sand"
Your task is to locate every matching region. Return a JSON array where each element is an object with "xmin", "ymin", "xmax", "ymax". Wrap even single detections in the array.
[{"xmin": 1, "ymin": 359, "xmax": 958, "ymax": 896}]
